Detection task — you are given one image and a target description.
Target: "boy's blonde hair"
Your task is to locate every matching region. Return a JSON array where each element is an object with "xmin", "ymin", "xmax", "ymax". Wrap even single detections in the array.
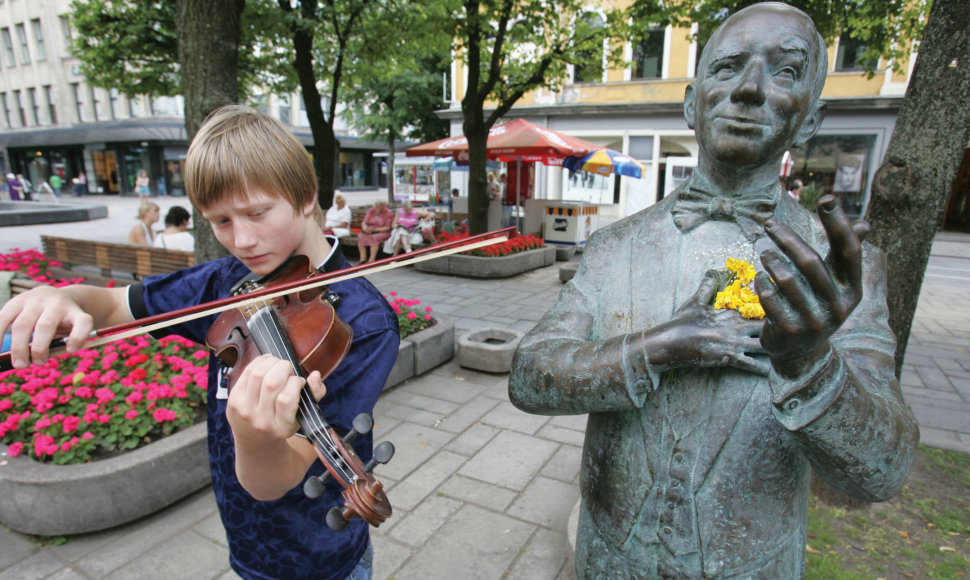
[{"xmin": 184, "ymin": 105, "xmax": 322, "ymax": 223}]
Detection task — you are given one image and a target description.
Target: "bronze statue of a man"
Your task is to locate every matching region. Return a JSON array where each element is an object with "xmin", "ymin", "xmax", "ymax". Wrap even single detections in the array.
[{"xmin": 509, "ymin": 3, "xmax": 919, "ymax": 578}]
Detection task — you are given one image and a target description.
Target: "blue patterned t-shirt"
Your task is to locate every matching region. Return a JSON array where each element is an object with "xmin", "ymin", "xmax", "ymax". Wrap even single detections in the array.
[{"xmin": 128, "ymin": 245, "xmax": 400, "ymax": 580}]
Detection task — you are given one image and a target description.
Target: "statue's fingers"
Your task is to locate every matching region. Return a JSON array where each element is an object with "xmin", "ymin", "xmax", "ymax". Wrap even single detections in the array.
[
  {"xmin": 758, "ymin": 250, "xmax": 824, "ymax": 321},
  {"xmin": 817, "ymin": 195, "xmax": 863, "ymax": 289},
  {"xmin": 851, "ymin": 220, "xmax": 870, "ymax": 243},
  {"xmin": 733, "ymin": 353, "xmax": 771, "ymax": 376},
  {"xmin": 687, "ymin": 269, "xmax": 722, "ymax": 308},
  {"xmin": 754, "ymin": 271, "xmax": 790, "ymax": 328},
  {"xmin": 763, "ymin": 218, "xmax": 838, "ymax": 305}
]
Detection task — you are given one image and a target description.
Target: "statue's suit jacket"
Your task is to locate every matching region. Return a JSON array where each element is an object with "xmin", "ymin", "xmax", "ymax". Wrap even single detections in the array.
[{"xmin": 510, "ymin": 184, "xmax": 919, "ymax": 579}]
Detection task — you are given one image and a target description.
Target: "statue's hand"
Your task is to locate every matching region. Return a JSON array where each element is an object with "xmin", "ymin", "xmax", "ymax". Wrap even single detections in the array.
[
  {"xmin": 755, "ymin": 195, "xmax": 869, "ymax": 378},
  {"xmin": 646, "ymin": 269, "xmax": 769, "ymax": 375}
]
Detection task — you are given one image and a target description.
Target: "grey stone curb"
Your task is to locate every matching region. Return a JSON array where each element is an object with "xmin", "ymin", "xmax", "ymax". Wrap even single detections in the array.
[{"xmin": 0, "ymin": 422, "xmax": 210, "ymax": 536}]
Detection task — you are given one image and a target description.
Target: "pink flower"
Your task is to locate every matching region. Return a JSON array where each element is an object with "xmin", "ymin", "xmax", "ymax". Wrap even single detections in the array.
[
  {"xmin": 406, "ymin": 312, "xmax": 417, "ymax": 320},
  {"xmin": 125, "ymin": 410, "xmax": 139, "ymax": 420},
  {"xmin": 153, "ymin": 408, "xmax": 177, "ymax": 422},
  {"xmin": 94, "ymin": 387, "xmax": 116, "ymax": 404},
  {"xmin": 62, "ymin": 415, "xmax": 81, "ymax": 433},
  {"xmin": 7, "ymin": 442, "xmax": 23, "ymax": 457}
]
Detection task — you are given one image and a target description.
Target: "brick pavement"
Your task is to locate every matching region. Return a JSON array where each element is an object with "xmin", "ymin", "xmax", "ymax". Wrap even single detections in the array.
[{"xmin": 1, "ymin": 197, "xmax": 968, "ymax": 579}]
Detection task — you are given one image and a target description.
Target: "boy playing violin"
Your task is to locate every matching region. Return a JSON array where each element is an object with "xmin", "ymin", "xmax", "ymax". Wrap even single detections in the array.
[{"xmin": 0, "ymin": 105, "xmax": 400, "ymax": 579}]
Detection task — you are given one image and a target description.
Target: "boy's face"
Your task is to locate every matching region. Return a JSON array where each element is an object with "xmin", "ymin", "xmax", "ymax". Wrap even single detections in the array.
[{"xmin": 200, "ymin": 189, "xmax": 315, "ymax": 275}]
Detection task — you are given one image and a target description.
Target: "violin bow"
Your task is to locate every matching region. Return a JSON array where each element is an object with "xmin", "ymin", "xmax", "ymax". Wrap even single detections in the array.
[{"xmin": 0, "ymin": 227, "xmax": 516, "ymax": 370}]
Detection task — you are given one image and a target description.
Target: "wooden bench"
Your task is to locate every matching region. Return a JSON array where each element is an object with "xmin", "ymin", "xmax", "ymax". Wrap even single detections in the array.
[{"xmin": 41, "ymin": 235, "xmax": 195, "ymax": 279}]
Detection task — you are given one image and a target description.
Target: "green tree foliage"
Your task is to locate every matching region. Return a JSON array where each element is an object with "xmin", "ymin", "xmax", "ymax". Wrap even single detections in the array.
[
  {"xmin": 69, "ymin": 0, "xmax": 269, "ymax": 99},
  {"xmin": 344, "ymin": 53, "xmax": 451, "ymax": 202},
  {"xmin": 447, "ymin": 0, "xmax": 627, "ymax": 234},
  {"xmin": 627, "ymin": 0, "xmax": 930, "ymax": 78}
]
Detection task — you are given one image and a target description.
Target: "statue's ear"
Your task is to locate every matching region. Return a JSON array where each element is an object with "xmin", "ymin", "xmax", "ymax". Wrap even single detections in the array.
[
  {"xmin": 684, "ymin": 83, "xmax": 696, "ymax": 130},
  {"xmin": 794, "ymin": 100, "xmax": 826, "ymax": 147}
]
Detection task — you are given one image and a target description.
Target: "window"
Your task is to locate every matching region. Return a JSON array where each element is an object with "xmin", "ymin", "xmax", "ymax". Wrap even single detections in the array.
[
  {"xmin": 151, "ymin": 96, "xmax": 183, "ymax": 117},
  {"xmin": 59, "ymin": 15, "xmax": 72, "ymax": 48},
  {"xmin": 632, "ymin": 28, "xmax": 665, "ymax": 80},
  {"xmin": 31, "ymin": 19, "xmax": 45, "ymax": 61},
  {"xmin": 72, "ymin": 82, "xmax": 85, "ymax": 122},
  {"xmin": 28, "ymin": 87, "xmax": 39, "ymax": 125},
  {"xmin": 13, "ymin": 89, "xmax": 26, "ymax": 126},
  {"xmin": 89, "ymin": 86, "xmax": 101, "ymax": 121},
  {"xmin": 2, "ymin": 28, "xmax": 15, "ymax": 67},
  {"xmin": 573, "ymin": 13, "xmax": 605, "ymax": 84},
  {"xmin": 44, "ymin": 85, "xmax": 56, "ymax": 124},
  {"xmin": 788, "ymin": 133, "xmax": 877, "ymax": 218},
  {"xmin": 15, "ymin": 23, "xmax": 30, "ymax": 64},
  {"xmin": 109, "ymin": 88, "xmax": 120, "ymax": 120},
  {"xmin": 298, "ymin": 95, "xmax": 309, "ymax": 126},
  {"xmin": 278, "ymin": 93, "xmax": 291, "ymax": 125},
  {"xmin": 835, "ymin": 31, "xmax": 876, "ymax": 72},
  {"xmin": 0, "ymin": 92, "xmax": 11, "ymax": 128}
]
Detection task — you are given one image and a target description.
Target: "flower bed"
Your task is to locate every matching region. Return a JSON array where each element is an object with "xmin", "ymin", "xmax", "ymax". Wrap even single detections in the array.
[
  {"xmin": 0, "ymin": 335, "xmax": 209, "ymax": 465},
  {"xmin": 1, "ymin": 247, "xmax": 87, "ymax": 287},
  {"xmin": 0, "ymin": 249, "xmax": 453, "ymax": 533}
]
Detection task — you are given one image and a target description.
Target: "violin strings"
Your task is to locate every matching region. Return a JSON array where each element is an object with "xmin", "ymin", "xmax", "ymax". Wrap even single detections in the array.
[
  {"xmin": 248, "ymin": 307, "xmax": 355, "ymax": 486},
  {"xmin": 253, "ymin": 309, "xmax": 350, "ymax": 483}
]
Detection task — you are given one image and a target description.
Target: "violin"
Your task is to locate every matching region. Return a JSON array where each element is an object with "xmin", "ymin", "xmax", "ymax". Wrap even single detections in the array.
[{"xmin": 205, "ymin": 254, "xmax": 393, "ymax": 531}]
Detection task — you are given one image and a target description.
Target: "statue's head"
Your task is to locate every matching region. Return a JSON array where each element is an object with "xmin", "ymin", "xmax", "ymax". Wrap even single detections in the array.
[{"xmin": 685, "ymin": 2, "xmax": 827, "ymax": 170}]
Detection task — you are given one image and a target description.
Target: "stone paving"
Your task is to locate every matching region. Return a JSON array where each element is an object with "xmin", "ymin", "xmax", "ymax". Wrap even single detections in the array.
[{"xmin": 0, "ymin": 194, "xmax": 968, "ymax": 579}]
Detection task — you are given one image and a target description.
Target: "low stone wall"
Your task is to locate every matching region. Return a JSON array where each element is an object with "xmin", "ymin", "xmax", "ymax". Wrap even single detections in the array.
[
  {"xmin": 0, "ymin": 422, "xmax": 210, "ymax": 536},
  {"xmin": 0, "ymin": 314, "xmax": 455, "ymax": 536},
  {"xmin": 384, "ymin": 313, "xmax": 454, "ymax": 389},
  {"xmin": 414, "ymin": 246, "xmax": 556, "ymax": 278}
]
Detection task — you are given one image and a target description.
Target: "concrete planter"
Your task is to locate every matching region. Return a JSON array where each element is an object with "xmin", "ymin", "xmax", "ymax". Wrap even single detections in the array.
[
  {"xmin": 0, "ymin": 422, "xmax": 209, "ymax": 536},
  {"xmin": 0, "ymin": 315, "xmax": 454, "ymax": 536},
  {"xmin": 415, "ymin": 246, "xmax": 556, "ymax": 278},
  {"xmin": 384, "ymin": 313, "xmax": 455, "ymax": 389},
  {"xmin": 458, "ymin": 328, "xmax": 524, "ymax": 373}
]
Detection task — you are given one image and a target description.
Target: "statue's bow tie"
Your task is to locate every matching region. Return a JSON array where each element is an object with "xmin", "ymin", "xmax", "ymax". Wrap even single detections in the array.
[{"xmin": 671, "ymin": 186, "xmax": 776, "ymax": 240}]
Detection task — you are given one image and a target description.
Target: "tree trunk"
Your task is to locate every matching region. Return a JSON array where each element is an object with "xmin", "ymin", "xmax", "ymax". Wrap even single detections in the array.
[
  {"xmin": 175, "ymin": 0, "xmax": 242, "ymax": 264},
  {"xmin": 865, "ymin": 0, "xmax": 970, "ymax": 376},
  {"xmin": 386, "ymin": 134, "xmax": 396, "ymax": 204},
  {"xmin": 287, "ymin": 2, "xmax": 338, "ymax": 211},
  {"xmin": 463, "ymin": 101, "xmax": 491, "ymax": 235}
]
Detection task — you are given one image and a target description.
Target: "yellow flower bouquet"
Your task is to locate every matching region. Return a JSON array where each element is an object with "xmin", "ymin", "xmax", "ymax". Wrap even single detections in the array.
[{"xmin": 713, "ymin": 258, "xmax": 765, "ymax": 320}]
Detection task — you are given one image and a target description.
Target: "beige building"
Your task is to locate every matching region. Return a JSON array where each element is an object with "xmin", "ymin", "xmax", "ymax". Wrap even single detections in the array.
[
  {"xmin": 0, "ymin": 0, "xmax": 381, "ymax": 197},
  {"xmin": 444, "ymin": 11, "xmax": 916, "ymax": 225}
]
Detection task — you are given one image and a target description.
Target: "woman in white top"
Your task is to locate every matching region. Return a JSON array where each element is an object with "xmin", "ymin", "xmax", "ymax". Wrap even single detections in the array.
[
  {"xmin": 323, "ymin": 193, "xmax": 352, "ymax": 238},
  {"xmin": 153, "ymin": 206, "xmax": 195, "ymax": 252},
  {"xmin": 128, "ymin": 201, "xmax": 159, "ymax": 246}
]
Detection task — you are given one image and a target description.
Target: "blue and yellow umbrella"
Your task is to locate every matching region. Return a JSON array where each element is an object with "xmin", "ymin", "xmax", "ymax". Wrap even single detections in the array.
[{"xmin": 562, "ymin": 148, "xmax": 647, "ymax": 179}]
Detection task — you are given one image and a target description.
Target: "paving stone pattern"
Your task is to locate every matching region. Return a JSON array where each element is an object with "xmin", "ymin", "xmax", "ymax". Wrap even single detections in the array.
[{"xmin": 1, "ymin": 194, "xmax": 967, "ymax": 579}]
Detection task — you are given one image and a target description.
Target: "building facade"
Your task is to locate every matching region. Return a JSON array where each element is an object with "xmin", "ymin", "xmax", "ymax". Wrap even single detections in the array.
[
  {"xmin": 0, "ymin": 0, "xmax": 384, "ymax": 198},
  {"xmin": 444, "ymin": 11, "xmax": 918, "ymax": 224}
]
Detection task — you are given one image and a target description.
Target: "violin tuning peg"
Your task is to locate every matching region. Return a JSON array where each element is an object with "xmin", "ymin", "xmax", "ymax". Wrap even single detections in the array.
[
  {"xmin": 303, "ymin": 473, "xmax": 328, "ymax": 499},
  {"xmin": 352, "ymin": 413, "xmax": 374, "ymax": 436},
  {"xmin": 326, "ymin": 507, "xmax": 350, "ymax": 531},
  {"xmin": 365, "ymin": 441, "xmax": 395, "ymax": 472}
]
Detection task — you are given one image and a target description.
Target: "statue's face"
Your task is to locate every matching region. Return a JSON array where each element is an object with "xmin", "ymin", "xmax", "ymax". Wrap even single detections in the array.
[{"xmin": 689, "ymin": 7, "xmax": 821, "ymax": 168}]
